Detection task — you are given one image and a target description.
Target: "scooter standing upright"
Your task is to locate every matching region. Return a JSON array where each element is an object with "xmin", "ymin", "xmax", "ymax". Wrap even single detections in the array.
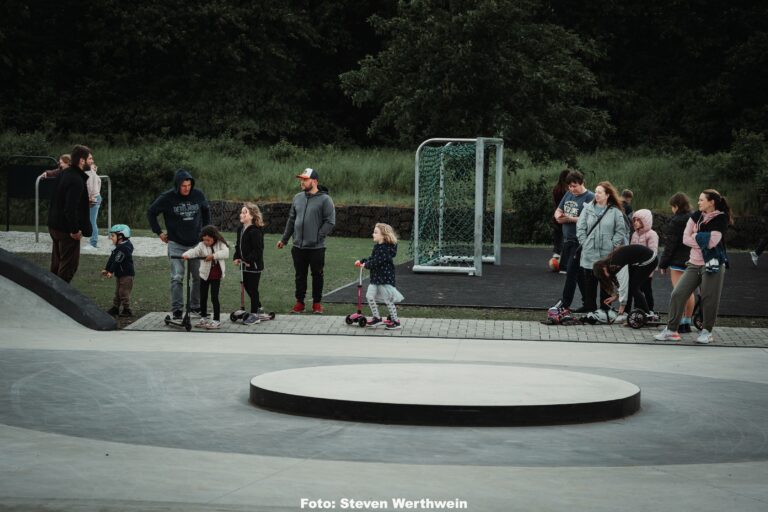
[
  {"xmin": 230, "ymin": 263, "xmax": 275, "ymax": 324},
  {"xmin": 345, "ymin": 265, "xmax": 368, "ymax": 327},
  {"xmin": 164, "ymin": 255, "xmax": 197, "ymax": 332}
]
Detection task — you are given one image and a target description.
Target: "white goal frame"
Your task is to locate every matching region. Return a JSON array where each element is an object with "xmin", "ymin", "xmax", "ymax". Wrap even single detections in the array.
[{"xmin": 412, "ymin": 137, "xmax": 504, "ymax": 276}]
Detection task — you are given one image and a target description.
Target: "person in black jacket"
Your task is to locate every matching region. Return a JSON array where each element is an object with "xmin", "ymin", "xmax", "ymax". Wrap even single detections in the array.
[
  {"xmin": 102, "ymin": 224, "xmax": 135, "ymax": 317},
  {"xmin": 658, "ymin": 193, "xmax": 694, "ymax": 332},
  {"xmin": 233, "ymin": 202, "xmax": 266, "ymax": 323},
  {"xmin": 47, "ymin": 145, "xmax": 93, "ymax": 283},
  {"xmin": 147, "ymin": 169, "xmax": 211, "ymax": 318}
]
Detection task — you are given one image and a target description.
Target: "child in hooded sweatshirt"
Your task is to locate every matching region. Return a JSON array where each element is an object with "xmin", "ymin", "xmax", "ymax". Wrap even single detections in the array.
[
  {"xmin": 626, "ymin": 209, "xmax": 659, "ymax": 319},
  {"xmin": 355, "ymin": 223, "xmax": 404, "ymax": 330}
]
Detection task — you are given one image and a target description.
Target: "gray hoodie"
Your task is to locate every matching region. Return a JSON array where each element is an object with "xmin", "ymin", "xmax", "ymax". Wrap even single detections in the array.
[{"xmin": 281, "ymin": 187, "xmax": 336, "ymax": 249}]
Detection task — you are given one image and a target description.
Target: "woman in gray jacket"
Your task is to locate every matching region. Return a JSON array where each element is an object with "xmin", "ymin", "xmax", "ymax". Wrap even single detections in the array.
[{"xmin": 576, "ymin": 181, "xmax": 627, "ymax": 314}]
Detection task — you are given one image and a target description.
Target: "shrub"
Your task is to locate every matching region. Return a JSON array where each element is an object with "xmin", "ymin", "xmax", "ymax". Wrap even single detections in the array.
[
  {"xmin": 726, "ymin": 129, "xmax": 768, "ymax": 181},
  {"xmin": 508, "ymin": 176, "xmax": 552, "ymax": 244},
  {"xmin": 268, "ymin": 138, "xmax": 304, "ymax": 162}
]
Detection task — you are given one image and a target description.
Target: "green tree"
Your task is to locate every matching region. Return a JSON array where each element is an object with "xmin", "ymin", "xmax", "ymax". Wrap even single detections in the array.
[{"xmin": 340, "ymin": 0, "xmax": 610, "ymax": 161}]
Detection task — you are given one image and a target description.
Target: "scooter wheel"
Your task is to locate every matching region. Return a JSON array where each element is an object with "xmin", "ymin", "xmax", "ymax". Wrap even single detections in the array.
[
  {"xmin": 627, "ymin": 310, "xmax": 646, "ymax": 329},
  {"xmin": 345, "ymin": 315, "xmax": 353, "ymax": 325},
  {"xmin": 358, "ymin": 317, "xmax": 367, "ymax": 327},
  {"xmin": 164, "ymin": 315, "xmax": 171, "ymax": 325},
  {"xmin": 230, "ymin": 312, "xmax": 239, "ymax": 322},
  {"xmin": 268, "ymin": 312, "xmax": 276, "ymax": 320}
]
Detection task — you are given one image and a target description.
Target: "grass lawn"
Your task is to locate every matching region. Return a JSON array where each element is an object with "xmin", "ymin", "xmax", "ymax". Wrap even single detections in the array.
[{"xmin": 12, "ymin": 230, "xmax": 767, "ymax": 329}]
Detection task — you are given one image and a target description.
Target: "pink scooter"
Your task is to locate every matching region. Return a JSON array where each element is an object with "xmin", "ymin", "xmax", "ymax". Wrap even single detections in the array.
[{"xmin": 345, "ymin": 265, "xmax": 368, "ymax": 327}]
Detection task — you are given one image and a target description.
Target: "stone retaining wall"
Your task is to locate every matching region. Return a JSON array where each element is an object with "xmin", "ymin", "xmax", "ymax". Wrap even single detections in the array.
[{"xmin": 210, "ymin": 200, "xmax": 766, "ymax": 249}]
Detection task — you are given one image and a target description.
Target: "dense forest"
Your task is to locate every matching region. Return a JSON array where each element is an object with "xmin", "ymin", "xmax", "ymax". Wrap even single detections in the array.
[{"xmin": 1, "ymin": 0, "xmax": 766, "ymax": 162}]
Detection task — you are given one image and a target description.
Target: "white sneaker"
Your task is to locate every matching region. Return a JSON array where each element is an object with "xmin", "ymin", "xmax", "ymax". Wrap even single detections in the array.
[
  {"xmin": 83, "ymin": 244, "xmax": 97, "ymax": 251},
  {"xmin": 195, "ymin": 317, "xmax": 211, "ymax": 328},
  {"xmin": 654, "ymin": 328, "xmax": 681, "ymax": 342},
  {"xmin": 206, "ymin": 320, "xmax": 221, "ymax": 330},
  {"xmin": 751, "ymin": 251, "xmax": 759, "ymax": 267},
  {"xmin": 696, "ymin": 329, "xmax": 713, "ymax": 344}
]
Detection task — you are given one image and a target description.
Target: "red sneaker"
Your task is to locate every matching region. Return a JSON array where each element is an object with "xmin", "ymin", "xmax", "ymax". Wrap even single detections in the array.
[
  {"xmin": 291, "ymin": 302, "xmax": 305, "ymax": 314},
  {"xmin": 312, "ymin": 302, "xmax": 323, "ymax": 314}
]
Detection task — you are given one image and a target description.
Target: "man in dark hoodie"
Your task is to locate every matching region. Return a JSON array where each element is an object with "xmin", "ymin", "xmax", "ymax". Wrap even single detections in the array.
[
  {"xmin": 47, "ymin": 144, "xmax": 93, "ymax": 283},
  {"xmin": 277, "ymin": 168, "xmax": 336, "ymax": 314},
  {"xmin": 147, "ymin": 169, "xmax": 211, "ymax": 319}
]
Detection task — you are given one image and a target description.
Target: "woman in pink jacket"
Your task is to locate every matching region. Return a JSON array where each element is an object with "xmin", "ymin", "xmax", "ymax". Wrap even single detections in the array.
[{"xmin": 625, "ymin": 209, "xmax": 659, "ymax": 318}]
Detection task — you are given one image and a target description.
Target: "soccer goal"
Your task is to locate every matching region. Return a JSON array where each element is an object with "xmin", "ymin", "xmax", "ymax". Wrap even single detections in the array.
[{"xmin": 412, "ymin": 137, "xmax": 504, "ymax": 276}]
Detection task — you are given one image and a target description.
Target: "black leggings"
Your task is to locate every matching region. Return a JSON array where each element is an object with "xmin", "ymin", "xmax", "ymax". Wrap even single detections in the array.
[
  {"xmin": 200, "ymin": 278, "xmax": 221, "ymax": 321},
  {"xmin": 626, "ymin": 258, "xmax": 658, "ymax": 313},
  {"xmin": 243, "ymin": 270, "xmax": 262, "ymax": 313}
]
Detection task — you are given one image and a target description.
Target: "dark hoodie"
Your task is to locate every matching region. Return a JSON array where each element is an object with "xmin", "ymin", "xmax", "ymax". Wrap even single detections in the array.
[
  {"xmin": 147, "ymin": 170, "xmax": 210, "ymax": 246},
  {"xmin": 362, "ymin": 243, "xmax": 398, "ymax": 286}
]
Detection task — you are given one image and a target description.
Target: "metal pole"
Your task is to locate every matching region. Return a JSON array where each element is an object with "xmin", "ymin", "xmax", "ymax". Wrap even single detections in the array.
[
  {"xmin": 35, "ymin": 175, "xmax": 41, "ymax": 242},
  {"xmin": 474, "ymin": 139, "xmax": 484, "ymax": 276},
  {"xmin": 494, "ymin": 142, "xmax": 504, "ymax": 265}
]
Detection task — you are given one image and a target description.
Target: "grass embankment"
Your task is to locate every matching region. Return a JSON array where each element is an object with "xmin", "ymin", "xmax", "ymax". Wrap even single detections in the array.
[{"xmin": 22, "ymin": 139, "xmax": 761, "ymax": 218}]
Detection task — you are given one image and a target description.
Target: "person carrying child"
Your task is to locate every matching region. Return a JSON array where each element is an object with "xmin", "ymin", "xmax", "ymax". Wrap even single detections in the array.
[
  {"xmin": 624, "ymin": 209, "xmax": 659, "ymax": 319},
  {"xmin": 182, "ymin": 225, "xmax": 230, "ymax": 330},
  {"xmin": 233, "ymin": 202, "xmax": 265, "ymax": 325},
  {"xmin": 102, "ymin": 224, "xmax": 135, "ymax": 317},
  {"xmin": 355, "ymin": 223, "xmax": 404, "ymax": 330}
]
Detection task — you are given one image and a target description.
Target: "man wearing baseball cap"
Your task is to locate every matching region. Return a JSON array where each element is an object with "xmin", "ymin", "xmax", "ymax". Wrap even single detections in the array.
[{"xmin": 277, "ymin": 168, "xmax": 336, "ymax": 313}]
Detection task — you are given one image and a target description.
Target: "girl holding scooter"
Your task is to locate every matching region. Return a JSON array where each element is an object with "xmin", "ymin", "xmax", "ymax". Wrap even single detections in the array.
[
  {"xmin": 183, "ymin": 225, "xmax": 230, "ymax": 329},
  {"xmin": 355, "ymin": 223, "xmax": 404, "ymax": 330},
  {"xmin": 233, "ymin": 202, "xmax": 265, "ymax": 324}
]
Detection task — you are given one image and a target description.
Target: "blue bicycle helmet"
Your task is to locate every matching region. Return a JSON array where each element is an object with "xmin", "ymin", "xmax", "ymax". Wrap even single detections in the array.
[{"xmin": 109, "ymin": 224, "xmax": 131, "ymax": 238}]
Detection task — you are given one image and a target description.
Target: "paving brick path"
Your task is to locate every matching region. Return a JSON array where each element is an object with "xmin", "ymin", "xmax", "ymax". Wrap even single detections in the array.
[{"xmin": 126, "ymin": 312, "xmax": 768, "ymax": 348}]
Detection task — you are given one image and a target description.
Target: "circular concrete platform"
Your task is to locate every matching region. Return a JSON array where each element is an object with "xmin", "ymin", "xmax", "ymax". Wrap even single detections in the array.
[{"xmin": 250, "ymin": 364, "xmax": 641, "ymax": 426}]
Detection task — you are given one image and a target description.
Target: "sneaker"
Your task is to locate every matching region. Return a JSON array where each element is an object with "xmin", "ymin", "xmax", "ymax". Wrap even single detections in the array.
[
  {"xmin": 696, "ymin": 329, "xmax": 713, "ymax": 344},
  {"xmin": 366, "ymin": 317, "xmax": 384, "ymax": 328},
  {"xmin": 312, "ymin": 302, "xmax": 323, "ymax": 314},
  {"xmin": 291, "ymin": 302, "xmax": 305, "ymax": 314},
  {"xmin": 653, "ymin": 327, "xmax": 681, "ymax": 342},
  {"xmin": 558, "ymin": 270, "xmax": 567, "ymax": 275},
  {"xmin": 172, "ymin": 310, "xmax": 183, "ymax": 320},
  {"xmin": 206, "ymin": 320, "xmax": 221, "ymax": 330},
  {"xmin": 190, "ymin": 309, "xmax": 202, "ymax": 319},
  {"xmin": 83, "ymin": 244, "xmax": 97, "ymax": 251},
  {"xmin": 384, "ymin": 319, "xmax": 401, "ymax": 330},
  {"xmin": 552, "ymin": 253, "xmax": 560, "ymax": 259},
  {"xmin": 195, "ymin": 317, "xmax": 211, "ymax": 328},
  {"xmin": 243, "ymin": 313, "xmax": 261, "ymax": 325},
  {"xmin": 678, "ymin": 323, "xmax": 692, "ymax": 333},
  {"xmin": 751, "ymin": 251, "xmax": 759, "ymax": 267},
  {"xmin": 107, "ymin": 306, "xmax": 120, "ymax": 316},
  {"xmin": 119, "ymin": 308, "xmax": 133, "ymax": 317},
  {"xmin": 647, "ymin": 311, "xmax": 660, "ymax": 322}
]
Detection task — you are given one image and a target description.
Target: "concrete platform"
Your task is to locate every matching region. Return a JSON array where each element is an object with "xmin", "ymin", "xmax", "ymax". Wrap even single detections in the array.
[
  {"xmin": 250, "ymin": 364, "xmax": 641, "ymax": 425},
  {"xmin": 2, "ymin": 275, "xmax": 768, "ymax": 511}
]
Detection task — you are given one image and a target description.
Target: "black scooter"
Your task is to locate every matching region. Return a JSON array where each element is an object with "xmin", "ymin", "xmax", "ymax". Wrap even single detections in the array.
[
  {"xmin": 164, "ymin": 255, "xmax": 201, "ymax": 332},
  {"xmin": 230, "ymin": 262, "xmax": 276, "ymax": 324}
]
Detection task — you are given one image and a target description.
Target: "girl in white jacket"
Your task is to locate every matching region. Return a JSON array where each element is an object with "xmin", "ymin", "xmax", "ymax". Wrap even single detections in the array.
[{"xmin": 183, "ymin": 225, "xmax": 230, "ymax": 329}]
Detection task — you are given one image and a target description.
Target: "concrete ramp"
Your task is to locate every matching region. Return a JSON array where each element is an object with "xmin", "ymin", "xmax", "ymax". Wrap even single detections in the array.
[{"xmin": 0, "ymin": 248, "xmax": 116, "ymax": 330}]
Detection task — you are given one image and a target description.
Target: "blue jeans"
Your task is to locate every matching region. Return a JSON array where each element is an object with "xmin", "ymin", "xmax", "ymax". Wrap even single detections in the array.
[
  {"xmin": 168, "ymin": 241, "xmax": 201, "ymax": 313},
  {"xmin": 89, "ymin": 195, "xmax": 101, "ymax": 247}
]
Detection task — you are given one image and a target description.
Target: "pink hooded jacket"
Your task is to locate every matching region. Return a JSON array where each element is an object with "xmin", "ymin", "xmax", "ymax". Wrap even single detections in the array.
[{"xmin": 630, "ymin": 209, "xmax": 659, "ymax": 254}]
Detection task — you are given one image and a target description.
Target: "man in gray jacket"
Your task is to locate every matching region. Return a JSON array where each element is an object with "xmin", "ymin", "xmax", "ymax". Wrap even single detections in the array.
[{"xmin": 277, "ymin": 168, "xmax": 336, "ymax": 314}]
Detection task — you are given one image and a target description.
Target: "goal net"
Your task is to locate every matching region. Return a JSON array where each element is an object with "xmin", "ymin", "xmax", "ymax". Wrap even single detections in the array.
[{"xmin": 411, "ymin": 138, "xmax": 504, "ymax": 276}]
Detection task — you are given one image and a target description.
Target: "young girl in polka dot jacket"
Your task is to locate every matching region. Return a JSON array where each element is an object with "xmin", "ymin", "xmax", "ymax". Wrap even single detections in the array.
[{"xmin": 355, "ymin": 223, "xmax": 404, "ymax": 330}]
